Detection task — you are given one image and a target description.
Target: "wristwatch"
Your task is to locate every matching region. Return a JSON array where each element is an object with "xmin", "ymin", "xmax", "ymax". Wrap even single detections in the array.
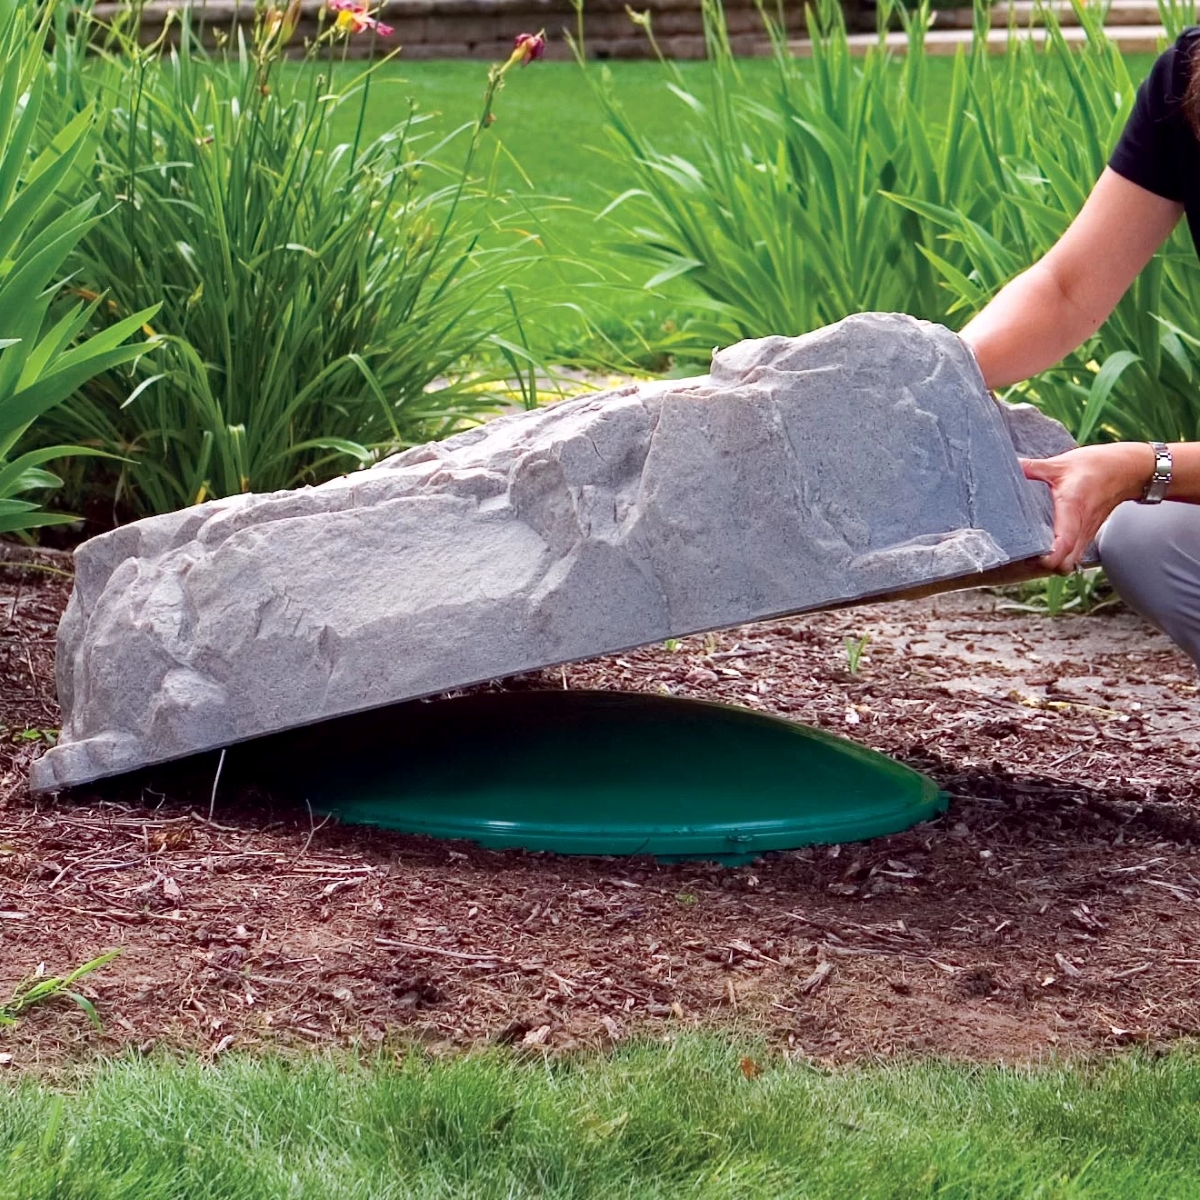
[{"xmin": 1140, "ymin": 441, "xmax": 1173, "ymax": 505}]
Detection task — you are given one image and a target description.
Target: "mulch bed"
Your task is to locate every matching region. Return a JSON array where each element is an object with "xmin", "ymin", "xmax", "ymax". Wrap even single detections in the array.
[{"xmin": 2, "ymin": 551, "xmax": 1199, "ymax": 1068}]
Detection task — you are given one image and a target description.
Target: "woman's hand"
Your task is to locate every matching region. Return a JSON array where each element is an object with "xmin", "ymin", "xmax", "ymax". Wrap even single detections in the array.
[{"xmin": 1020, "ymin": 443, "xmax": 1155, "ymax": 573}]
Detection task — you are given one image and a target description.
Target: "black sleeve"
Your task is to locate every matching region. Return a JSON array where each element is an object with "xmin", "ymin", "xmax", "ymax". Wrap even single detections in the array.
[{"xmin": 1108, "ymin": 30, "xmax": 1198, "ymax": 202}]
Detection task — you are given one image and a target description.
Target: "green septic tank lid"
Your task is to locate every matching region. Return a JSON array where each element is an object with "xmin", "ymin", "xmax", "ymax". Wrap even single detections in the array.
[{"xmin": 275, "ymin": 690, "xmax": 946, "ymax": 864}]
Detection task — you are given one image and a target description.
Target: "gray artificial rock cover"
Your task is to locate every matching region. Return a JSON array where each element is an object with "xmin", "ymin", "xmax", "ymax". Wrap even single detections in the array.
[{"xmin": 32, "ymin": 312, "xmax": 1073, "ymax": 792}]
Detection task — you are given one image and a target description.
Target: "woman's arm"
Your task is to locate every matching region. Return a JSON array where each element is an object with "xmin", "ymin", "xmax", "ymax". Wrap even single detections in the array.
[
  {"xmin": 960, "ymin": 168, "xmax": 1182, "ymax": 388},
  {"xmin": 958, "ymin": 168, "xmax": 1191, "ymax": 573}
]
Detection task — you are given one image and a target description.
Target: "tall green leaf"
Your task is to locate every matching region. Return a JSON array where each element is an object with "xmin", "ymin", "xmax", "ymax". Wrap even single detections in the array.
[{"xmin": 0, "ymin": 0, "xmax": 154, "ymax": 535}]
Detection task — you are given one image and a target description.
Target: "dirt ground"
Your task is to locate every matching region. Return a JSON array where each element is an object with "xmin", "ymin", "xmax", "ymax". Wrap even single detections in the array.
[{"xmin": 2, "ymin": 551, "xmax": 1200, "ymax": 1069}]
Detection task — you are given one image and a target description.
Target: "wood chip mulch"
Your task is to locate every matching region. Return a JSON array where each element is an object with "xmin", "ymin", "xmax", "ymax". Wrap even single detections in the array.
[{"xmin": 1, "ymin": 551, "xmax": 1199, "ymax": 1070}]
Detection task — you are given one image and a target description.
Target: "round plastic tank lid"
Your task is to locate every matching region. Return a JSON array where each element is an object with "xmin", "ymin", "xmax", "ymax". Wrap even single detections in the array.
[{"xmin": 275, "ymin": 689, "xmax": 946, "ymax": 863}]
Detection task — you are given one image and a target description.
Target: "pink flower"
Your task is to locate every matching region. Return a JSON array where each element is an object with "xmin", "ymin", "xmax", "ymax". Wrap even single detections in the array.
[
  {"xmin": 327, "ymin": 0, "xmax": 393, "ymax": 37},
  {"xmin": 510, "ymin": 31, "xmax": 546, "ymax": 66}
]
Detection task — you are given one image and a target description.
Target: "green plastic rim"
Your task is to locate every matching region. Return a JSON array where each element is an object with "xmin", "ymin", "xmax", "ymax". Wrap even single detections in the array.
[{"xmin": 263, "ymin": 690, "xmax": 946, "ymax": 863}]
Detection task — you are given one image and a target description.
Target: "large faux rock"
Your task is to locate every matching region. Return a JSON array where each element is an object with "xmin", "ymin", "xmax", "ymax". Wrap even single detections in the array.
[{"xmin": 32, "ymin": 313, "xmax": 1074, "ymax": 792}]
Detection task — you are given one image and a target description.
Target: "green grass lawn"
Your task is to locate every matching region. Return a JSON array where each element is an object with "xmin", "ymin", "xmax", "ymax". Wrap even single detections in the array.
[
  {"xmin": 326, "ymin": 58, "xmax": 744, "ymax": 363},
  {"xmin": 330, "ymin": 53, "xmax": 1160, "ymax": 224},
  {"xmin": 329, "ymin": 59, "xmax": 720, "ymax": 221},
  {"xmin": 5, "ymin": 1037, "xmax": 1200, "ymax": 1197}
]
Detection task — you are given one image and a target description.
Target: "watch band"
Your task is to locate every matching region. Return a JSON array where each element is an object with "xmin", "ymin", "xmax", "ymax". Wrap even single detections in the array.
[{"xmin": 1140, "ymin": 441, "xmax": 1172, "ymax": 505}]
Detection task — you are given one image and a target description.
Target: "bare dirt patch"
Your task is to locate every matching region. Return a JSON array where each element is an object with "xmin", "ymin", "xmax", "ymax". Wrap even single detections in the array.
[{"xmin": 2, "ymin": 554, "xmax": 1199, "ymax": 1069}]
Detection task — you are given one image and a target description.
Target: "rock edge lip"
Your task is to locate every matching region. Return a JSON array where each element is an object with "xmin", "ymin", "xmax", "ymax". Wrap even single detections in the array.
[{"xmin": 29, "ymin": 558, "xmax": 1047, "ymax": 794}]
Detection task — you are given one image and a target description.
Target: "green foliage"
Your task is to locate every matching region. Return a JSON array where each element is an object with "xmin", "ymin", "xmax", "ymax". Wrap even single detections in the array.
[
  {"xmin": 577, "ymin": 0, "xmax": 968, "ymax": 348},
  {"xmin": 999, "ymin": 565, "xmax": 1114, "ymax": 615},
  {"xmin": 584, "ymin": 0, "xmax": 1200, "ymax": 443},
  {"xmin": 41, "ymin": 4, "xmax": 538, "ymax": 516},
  {"xmin": 8, "ymin": 1040, "xmax": 1200, "ymax": 1194},
  {"xmin": 893, "ymin": 0, "xmax": 1200, "ymax": 445},
  {"xmin": 0, "ymin": 950, "xmax": 119, "ymax": 1030},
  {"xmin": 0, "ymin": 1, "xmax": 154, "ymax": 536},
  {"xmin": 844, "ymin": 632, "xmax": 870, "ymax": 673}
]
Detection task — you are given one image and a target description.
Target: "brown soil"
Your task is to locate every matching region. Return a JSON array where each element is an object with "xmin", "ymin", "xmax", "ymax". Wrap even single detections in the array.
[{"xmin": 2, "ymin": 553, "xmax": 1199, "ymax": 1069}]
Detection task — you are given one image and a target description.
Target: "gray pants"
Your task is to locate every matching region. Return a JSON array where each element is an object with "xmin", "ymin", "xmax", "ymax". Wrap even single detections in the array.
[{"xmin": 1097, "ymin": 501, "xmax": 1200, "ymax": 669}]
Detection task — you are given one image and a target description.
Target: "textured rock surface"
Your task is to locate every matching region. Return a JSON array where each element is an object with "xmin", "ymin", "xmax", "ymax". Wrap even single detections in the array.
[{"xmin": 32, "ymin": 312, "xmax": 1075, "ymax": 791}]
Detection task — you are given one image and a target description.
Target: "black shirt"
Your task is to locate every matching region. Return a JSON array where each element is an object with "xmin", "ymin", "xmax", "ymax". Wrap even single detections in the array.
[{"xmin": 1109, "ymin": 27, "xmax": 1200, "ymax": 251}]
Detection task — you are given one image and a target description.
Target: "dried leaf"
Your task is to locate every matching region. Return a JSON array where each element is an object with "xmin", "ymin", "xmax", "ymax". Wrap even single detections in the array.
[
  {"xmin": 739, "ymin": 1056, "xmax": 761, "ymax": 1079},
  {"xmin": 1109, "ymin": 1025, "xmax": 1147, "ymax": 1043}
]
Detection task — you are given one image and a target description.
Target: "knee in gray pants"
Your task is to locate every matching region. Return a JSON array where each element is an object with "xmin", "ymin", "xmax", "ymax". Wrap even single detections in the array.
[{"xmin": 1097, "ymin": 500, "xmax": 1200, "ymax": 670}]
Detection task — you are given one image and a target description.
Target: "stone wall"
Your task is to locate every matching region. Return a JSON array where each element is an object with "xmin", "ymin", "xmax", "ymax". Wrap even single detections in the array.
[{"xmin": 90, "ymin": 1, "xmax": 809, "ymax": 60}]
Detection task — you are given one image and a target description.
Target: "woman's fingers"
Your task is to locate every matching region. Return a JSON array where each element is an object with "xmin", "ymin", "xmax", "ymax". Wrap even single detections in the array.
[
  {"xmin": 1021, "ymin": 444, "xmax": 1153, "ymax": 575},
  {"xmin": 1020, "ymin": 456, "xmax": 1071, "ymax": 571},
  {"xmin": 1018, "ymin": 456, "xmax": 1060, "ymax": 485},
  {"xmin": 1046, "ymin": 512, "xmax": 1083, "ymax": 573},
  {"xmin": 1021, "ymin": 455, "xmax": 1089, "ymax": 574}
]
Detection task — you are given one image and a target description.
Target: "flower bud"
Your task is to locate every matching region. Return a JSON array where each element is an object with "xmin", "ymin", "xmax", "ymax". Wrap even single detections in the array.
[
  {"xmin": 282, "ymin": 0, "xmax": 302, "ymax": 42},
  {"xmin": 511, "ymin": 30, "xmax": 546, "ymax": 66}
]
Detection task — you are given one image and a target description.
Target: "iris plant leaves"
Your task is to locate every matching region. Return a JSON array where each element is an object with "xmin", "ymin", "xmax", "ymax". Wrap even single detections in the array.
[
  {"xmin": 0, "ymin": 1, "xmax": 154, "ymax": 534},
  {"xmin": 585, "ymin": 0, "xmax": 1200, "ymax": 444}
]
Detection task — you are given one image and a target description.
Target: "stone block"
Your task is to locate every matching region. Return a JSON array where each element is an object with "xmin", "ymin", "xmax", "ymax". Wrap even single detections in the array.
[
  {"xmin": 588, "ymin": 36, "xmax": 656, "ymax": 58},
  {"xmin": 31, "ymin": 313, "xmax": 1070, "ymax": 793},
  {"xmin": 581, "ymin": 11, "xmax": 652, "ymax": 38},
  {"xmin": 382, "ymin": 1, "xmax": 438, "ymax": 16},
  {"xmin": 653, "ymin": 10, "xmax": 708, "ymax": 34},
  {"xmin": 729, "ymin": 33, "xmax": 774, "ymax": 54},
  {"xmin": 719, "ymin": 9, "xmax": 772, "ymax": 35},
  {"xmin": 93, "ymin": 0, "xmax": 793, "ymax": 59},
  {"xmin": 661, "ymin": 33, "xmax": 709, "ymax": 57},
  {"xmin": 423, "ymin": 14, "xmax": 501, "ymax": 42},
  {"xmin": 561, "ymin": 11, "xmax": 616, "ymax": 38},
  {"xmin": 384, "ymin": 16, "xmax": 428, "ymax": 42}
]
